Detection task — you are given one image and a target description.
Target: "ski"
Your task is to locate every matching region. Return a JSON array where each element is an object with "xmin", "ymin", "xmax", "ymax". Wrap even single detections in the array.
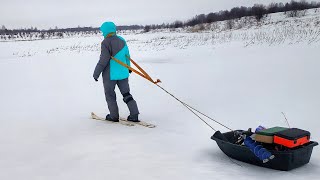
[
  {"xmin": 91, "ymin": 112, "xmax": 135, "ymax": 126},
  {"xmin": 91, "ymin": 112, "xmax": 156, "ymax": 128},
  {"xmin": 119, "ymin": 118, "xmax": 156, "ymax": 128}
]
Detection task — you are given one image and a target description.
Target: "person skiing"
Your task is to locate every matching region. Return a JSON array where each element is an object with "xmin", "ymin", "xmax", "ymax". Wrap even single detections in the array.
[{"xmin": 93, "ymin": 21, "xmax": 140, "ymax": 122}]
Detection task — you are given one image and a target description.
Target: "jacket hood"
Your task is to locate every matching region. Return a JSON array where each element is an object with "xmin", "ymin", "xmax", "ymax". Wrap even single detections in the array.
[{"xmin": 100, "ymin": 22, "xmax": 116, "ymax": 37}]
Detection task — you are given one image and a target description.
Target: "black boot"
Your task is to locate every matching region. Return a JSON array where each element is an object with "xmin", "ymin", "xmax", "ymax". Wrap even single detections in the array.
[
  {"xmin": 127, "ymin": 114, "xmax": 140, "ymax": 122},
  {"xmin": 105, "ymin": 114, "xmax": 119, "ymax": 122}
]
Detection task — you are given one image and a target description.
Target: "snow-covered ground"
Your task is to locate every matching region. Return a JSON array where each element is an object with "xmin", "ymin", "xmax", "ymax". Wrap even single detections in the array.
[{"xmin": 1, "ymin": 10, "xmax": 320, "ymax": 180}]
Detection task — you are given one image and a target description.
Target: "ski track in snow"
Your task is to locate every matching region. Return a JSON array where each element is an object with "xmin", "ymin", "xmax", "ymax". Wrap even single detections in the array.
[{"xmin": 1, "ymin": 10, "xmax": 320, "ymax": 180}]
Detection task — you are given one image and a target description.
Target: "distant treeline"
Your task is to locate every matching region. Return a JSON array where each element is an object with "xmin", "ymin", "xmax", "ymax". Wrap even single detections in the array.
[
  {"xmin": 1, "ymin": 0, "xmax": 320, "ymax": 36},
  {"xmin": 0, "ymin": 25, "xmax": 143, "ymax": 35},
  {"xmin": 144, "ymin": 0, "xmax": 320, "ymax": 30}
]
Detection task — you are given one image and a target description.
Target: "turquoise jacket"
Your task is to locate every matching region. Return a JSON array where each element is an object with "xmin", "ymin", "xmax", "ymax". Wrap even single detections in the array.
[
  {"xmin": 95, "ymin": 22, "xmax": 130, "ymax": 80},
  {"xmin": 110, "ymin": 35, "xmax": 130, "ymax": 80}
]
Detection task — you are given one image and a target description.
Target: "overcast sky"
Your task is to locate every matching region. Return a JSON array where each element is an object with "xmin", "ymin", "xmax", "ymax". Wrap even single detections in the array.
[{"xmin": 1, "ymin": 0, "xmax": 320, "ymax": 29}]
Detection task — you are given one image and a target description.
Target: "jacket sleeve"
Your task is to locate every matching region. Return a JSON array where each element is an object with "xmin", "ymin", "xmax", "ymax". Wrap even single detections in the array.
[{"xmin": 93, "ymin": 41, "xmax": 111, "ymax": 80}]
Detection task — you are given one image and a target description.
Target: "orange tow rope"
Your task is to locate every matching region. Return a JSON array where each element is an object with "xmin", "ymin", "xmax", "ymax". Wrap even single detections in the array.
[
  {"xmin": 110, "ymin": 56, "xmax": 231, "ymax": 131},
  {"xmin": 110, "ymin": 56, "xmax": 161, "ymax": 84}
]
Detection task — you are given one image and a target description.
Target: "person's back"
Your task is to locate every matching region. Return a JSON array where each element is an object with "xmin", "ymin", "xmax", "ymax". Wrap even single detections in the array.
[
  {"xmin": 93, "ymin": 22, "xmax": 140, "ymax": 122},
  {"xmin": 98, "ymin": 35, "xmax": 130, "ymax": 81}
]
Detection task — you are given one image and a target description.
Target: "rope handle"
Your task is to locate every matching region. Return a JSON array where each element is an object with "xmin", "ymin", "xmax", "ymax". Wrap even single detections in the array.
[{"xmin": 110, "ymin": 56, "xmax": 161, "ymax": 84}]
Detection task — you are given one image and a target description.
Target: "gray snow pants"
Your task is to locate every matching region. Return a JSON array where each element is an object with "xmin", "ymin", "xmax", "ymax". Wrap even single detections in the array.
[{"xmin": 103, "ymin": 78, "xmax": 139, "ymax": 119}]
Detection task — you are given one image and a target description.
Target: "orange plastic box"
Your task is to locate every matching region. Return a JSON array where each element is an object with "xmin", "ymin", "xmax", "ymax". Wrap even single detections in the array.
[{"xmin": 274, "ymin": 128, "xmax": 310, "ymax": 148}]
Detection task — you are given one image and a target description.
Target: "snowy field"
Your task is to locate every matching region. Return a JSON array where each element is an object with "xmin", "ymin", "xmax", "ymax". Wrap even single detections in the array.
[{"xmin": 1, "ymin": 11, "xmax": 320, "ymax": 180}]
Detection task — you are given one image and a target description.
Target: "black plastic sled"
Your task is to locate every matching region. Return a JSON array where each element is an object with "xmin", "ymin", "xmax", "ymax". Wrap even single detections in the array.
[{"xmin": 211, "ymin": 130, "xmax": 318, "ymax": 171}]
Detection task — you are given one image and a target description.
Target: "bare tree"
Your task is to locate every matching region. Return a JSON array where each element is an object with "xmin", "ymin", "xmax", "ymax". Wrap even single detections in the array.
[
  {"xmin": 57, "ymin": 32, "xmax": 63, "ymax": 38},
  {"xmin": 144, "ymin": 25, "xmax": 150, "ymax": 32},
  {"xmin": 173, "ymin": 21, "xmax": 183, "ymax": 28}
]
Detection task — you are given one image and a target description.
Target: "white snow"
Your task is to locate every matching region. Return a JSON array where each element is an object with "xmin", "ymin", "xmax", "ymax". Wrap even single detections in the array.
[{"xmin": 1, "ymin": 10, "xmax": 320, "ymax": 180}]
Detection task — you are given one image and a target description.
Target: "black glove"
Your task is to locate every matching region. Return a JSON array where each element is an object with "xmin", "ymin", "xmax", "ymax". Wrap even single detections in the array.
[{"xmin": 129, "ymin": 70, "xmax": 132, "ymax": 74}]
